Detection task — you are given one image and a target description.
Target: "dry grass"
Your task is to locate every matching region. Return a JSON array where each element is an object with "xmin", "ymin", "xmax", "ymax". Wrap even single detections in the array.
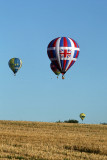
[{"xmin": 0, "ymin": 120, "xmax": 107, "ymax": 160}]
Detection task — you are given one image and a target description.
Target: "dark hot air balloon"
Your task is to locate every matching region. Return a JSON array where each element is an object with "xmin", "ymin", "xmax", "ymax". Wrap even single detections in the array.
[{"xmin": 50, "ymin": 62, "xmax": 60, "ymax": 78}]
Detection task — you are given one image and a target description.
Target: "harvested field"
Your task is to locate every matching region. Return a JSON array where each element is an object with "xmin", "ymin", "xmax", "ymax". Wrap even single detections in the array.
[{"xmin": 0, "ymin": 120, "xmax": 107, "ymax": 160}]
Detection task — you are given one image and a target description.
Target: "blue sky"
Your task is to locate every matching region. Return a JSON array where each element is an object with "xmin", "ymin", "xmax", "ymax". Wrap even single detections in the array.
[{"xmin": 0, "ymin": 0, "xmax": 107, "ymax": 124}]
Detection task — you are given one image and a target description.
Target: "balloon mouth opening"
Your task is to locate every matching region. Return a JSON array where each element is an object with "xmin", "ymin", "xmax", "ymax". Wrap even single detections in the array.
[
  {"xmin": 61, "ymin": 71, "xmax": 66, "ymax": 74},
  {"xmin": 14, "ymin": 71, "xmax": 17, "ymax": 74}
]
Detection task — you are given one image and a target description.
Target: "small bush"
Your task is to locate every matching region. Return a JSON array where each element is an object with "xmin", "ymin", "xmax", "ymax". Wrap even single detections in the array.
[
  {"xmin": 100, "ymin": 122, "xmax": 107, "ymax": 125},
  {"xmin": 56, "ymin": 120, "xmax": 62, "ymax": 123}
]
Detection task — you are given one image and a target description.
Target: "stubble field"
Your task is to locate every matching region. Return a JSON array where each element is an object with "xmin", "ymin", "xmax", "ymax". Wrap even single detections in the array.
[{"xmin": 0, "ymin": 120, "xmax": 107, "ymax": 160}]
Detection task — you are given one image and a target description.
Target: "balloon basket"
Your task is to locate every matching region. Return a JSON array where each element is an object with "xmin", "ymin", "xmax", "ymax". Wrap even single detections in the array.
[{"xmin": 62, "ymin": 76, "xmax": 65, "ymax": 79}]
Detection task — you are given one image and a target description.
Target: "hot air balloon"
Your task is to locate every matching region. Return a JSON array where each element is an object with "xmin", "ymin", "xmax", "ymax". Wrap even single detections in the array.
[
  {"xmin": 47, "ymin": 37, "xmax": 80, "ymax": 79},
  {"xmin": 80, "ymin": 113, "xmax": 86, "ymax": 121},
  {"xmin": 8, "ymin": 58, "xmax": 22, "ymax": 75},
  {"xmin": 50, "ymin": 62, "xmax": 60, "ymax": 78}
]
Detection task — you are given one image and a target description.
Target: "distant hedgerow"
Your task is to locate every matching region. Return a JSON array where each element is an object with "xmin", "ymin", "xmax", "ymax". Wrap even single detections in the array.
[
  {"xmin": 64, "ymin": 119, "xmax": 79, "ymax": 123},
  {"xmin": 56, "ymin": 119, "xmax": 79, "ymax": 123}
]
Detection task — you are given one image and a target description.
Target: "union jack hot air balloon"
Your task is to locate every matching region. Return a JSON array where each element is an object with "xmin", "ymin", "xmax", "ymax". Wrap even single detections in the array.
[{"xmin": 47, "ymin": 37, "xmax": 80, "ymax": 79}]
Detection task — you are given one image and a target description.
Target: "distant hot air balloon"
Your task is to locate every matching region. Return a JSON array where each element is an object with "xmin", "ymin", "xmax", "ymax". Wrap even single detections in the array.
[
  {"xmin": 8, "ymin": 58, "xmax": 22, "ymax": 75},
  {"xmin": 50, "ymin": 62, "xmax": 60, "ymax": 78},
  {"xmin": 80, "ymin": 113, "xmax": 86, "ymax": 121},
  {"xmin": 47, "ymin": 37, "xmax": 80, "ymax": 79}
]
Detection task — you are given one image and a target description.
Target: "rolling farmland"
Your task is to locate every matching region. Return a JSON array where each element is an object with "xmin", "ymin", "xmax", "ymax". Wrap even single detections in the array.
[{"xmin": 0, "ymin": 120, "xmax": 107, "ymax": 160}]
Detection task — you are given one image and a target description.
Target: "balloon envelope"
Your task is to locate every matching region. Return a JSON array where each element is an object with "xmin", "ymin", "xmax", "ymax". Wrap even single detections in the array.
[
  {"xmin": 47, "ymin": 37, "xmax": 80, "ymax": 75},
  {"xmin": 80, "ymin": 113, "xmax": 86, "ymax": 121},
  {"xmin": 8, "ymin": 58, "xmax": 22, "ymax": 75}
]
